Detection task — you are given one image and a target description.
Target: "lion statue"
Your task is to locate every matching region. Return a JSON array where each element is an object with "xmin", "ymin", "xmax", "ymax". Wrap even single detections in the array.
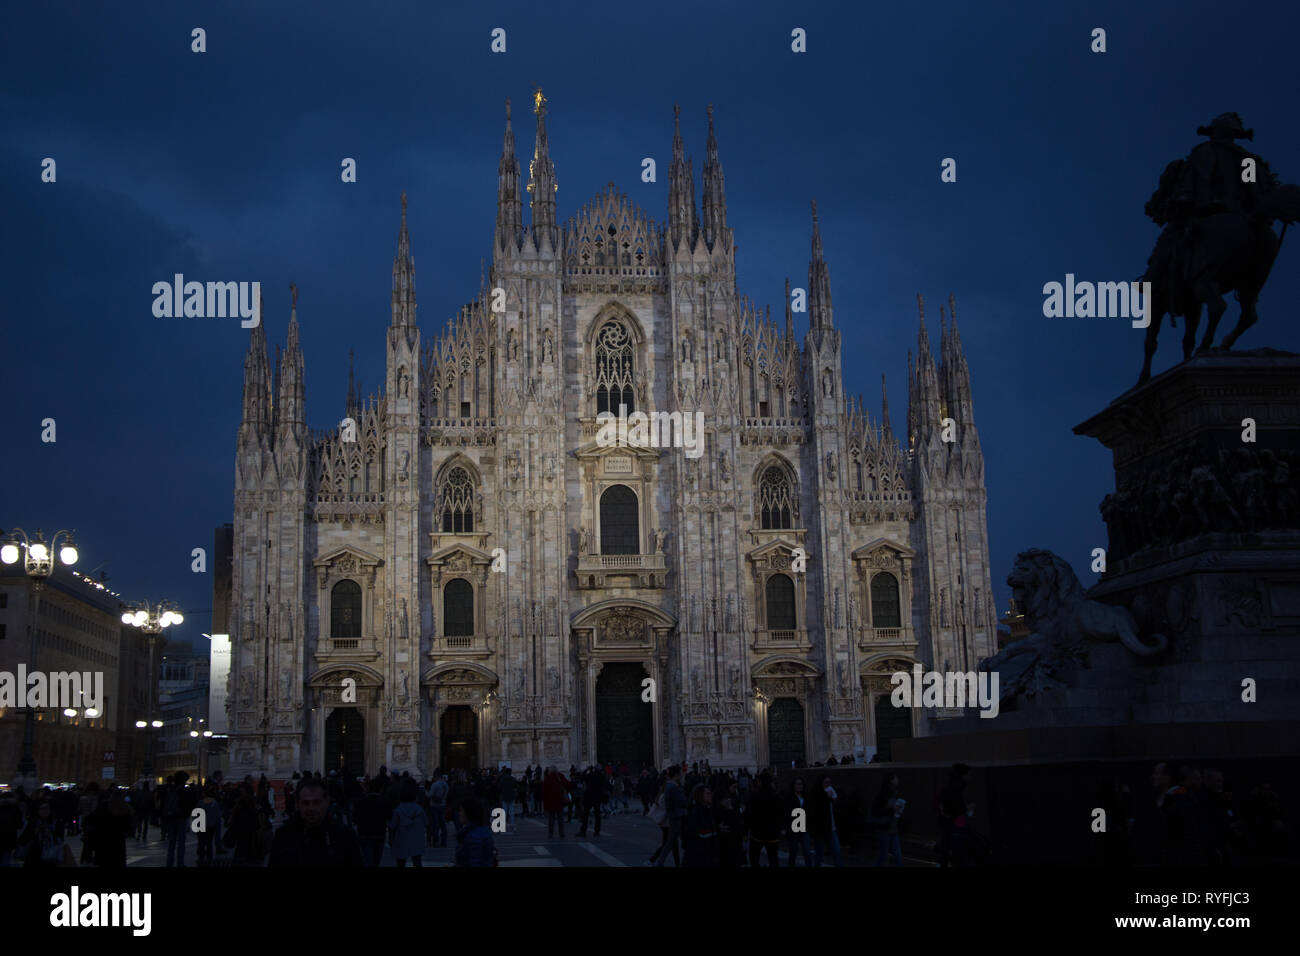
[{"xmin": 980, "ymin": 549, "xmax": 1167, "ymax": 700}]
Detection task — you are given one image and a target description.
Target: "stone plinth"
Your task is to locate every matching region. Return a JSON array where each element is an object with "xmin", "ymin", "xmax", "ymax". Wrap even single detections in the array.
[{"xmin": 926, "ymin": 351, "xmax": 1300, "ymax": 749}]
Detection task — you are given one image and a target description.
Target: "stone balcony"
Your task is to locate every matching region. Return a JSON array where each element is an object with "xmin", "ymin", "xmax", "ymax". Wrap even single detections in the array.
[
  {"xmin": 752, "ymin": 627, "xmax": 812, "ymax": 652},
  {"xmin": 315, "ymin": 636, "xmax": 381, "ymax": 663},
  {"xmin": 427, "ymin": 633, "xmax": 492, "ymax": 660},
  {"xmin": 856, "ymin": 625, "xmax": 917, "ymax": 651},
  {"xmin": 575, "ymin": 552, "xmax": 668, "ymax": 589}
]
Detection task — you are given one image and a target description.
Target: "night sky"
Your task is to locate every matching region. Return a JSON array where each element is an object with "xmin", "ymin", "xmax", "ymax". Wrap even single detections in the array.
[{"xmin": 4, "ymin": 0, "xmax": 1298, "ymax": 652}]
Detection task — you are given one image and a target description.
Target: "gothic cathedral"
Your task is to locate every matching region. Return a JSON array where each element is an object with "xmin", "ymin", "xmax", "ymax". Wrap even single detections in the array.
[{"xmin": 226, "ymin": 94, "xmax": 996, "ymax": 778}]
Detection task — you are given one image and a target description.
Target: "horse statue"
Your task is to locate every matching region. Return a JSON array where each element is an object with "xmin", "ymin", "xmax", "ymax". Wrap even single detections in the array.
[{"xmin": 1137, "ymin": 114, "xmax": 1299, "ymax": 385}]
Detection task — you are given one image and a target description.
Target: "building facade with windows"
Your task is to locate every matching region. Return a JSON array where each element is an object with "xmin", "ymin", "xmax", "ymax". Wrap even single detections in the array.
[
  {"xmin": 225, "ymin": 95, "xmax": 996, "ymax": 778},
  {"xmin": 0, "ymin": 565, "xmax": 126, "ymax": 786}
]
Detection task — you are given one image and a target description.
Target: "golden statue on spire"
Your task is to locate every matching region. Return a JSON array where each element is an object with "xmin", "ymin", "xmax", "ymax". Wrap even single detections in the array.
[{"xmin": 533, "ymin": 86, "xmax": 546, "ymax": 114}]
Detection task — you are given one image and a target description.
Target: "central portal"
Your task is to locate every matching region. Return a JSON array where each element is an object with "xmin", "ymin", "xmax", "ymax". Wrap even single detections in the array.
[
  {"xmin": 325, "ymin": 707, "xmax": 365, "ymax": 776},
  {"xmin": 595, "ymin": 662, "xmax": 654, "ymax": 771},
  {"xmin": 441, "ymin": 706, "xmax": 478, "ymax": 772},
  {"xmin": 767, "ymin": 698, "xmax": 806, "ymax": 769}
]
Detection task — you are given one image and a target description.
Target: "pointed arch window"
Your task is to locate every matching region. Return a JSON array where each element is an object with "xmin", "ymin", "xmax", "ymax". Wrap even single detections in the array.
[
  {"xmin": 444, "ymin": 578, "xmax": 474, "ymax": 636},
  {"xmin": 331, "ymin": 580, "xmax": 362, "ymax": 639},
  {"xmin": 758, "ymin": 466, "xmax": 795, "ymax": 529},
  {"xmin": 439, "ymin": 466, "xmax": 475, "ymax": 533},
  {"xmin": 766, "ymin": 573, "xmax": 796, "ymax": 630},
  {"xmin": 594, "ymin": 321, "xmax": 635, "ymax": 414}
]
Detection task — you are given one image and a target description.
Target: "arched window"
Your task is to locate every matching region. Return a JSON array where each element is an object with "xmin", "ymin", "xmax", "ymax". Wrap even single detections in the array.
[
  {"xmin": 766, "ymin": 574, "xmax": 796, "ymax": 630},
  {"xmin": 331, "ymin": 580, "xmax": 362, "ymax": 639},
  {"xmin": 871, "ymin": 572, "xmax": 901, "ymax": 628},
  {"xmin": 439, "ymin": 466, "xmax": 475, "ymax": 533},
  {"xmin": 599, "ymin": 484, "xmax": 639, "ymax": 555},
  {"xmin": 594, "ymin": 321, "xmax": 635, "ymax": 414},
  {"xmin": 444, "ymin": 579, "xmax": 474, "ymax": 636},
  {"xmin": 758, "ymin": 466, "xmax": 794, "ymax": 529}
]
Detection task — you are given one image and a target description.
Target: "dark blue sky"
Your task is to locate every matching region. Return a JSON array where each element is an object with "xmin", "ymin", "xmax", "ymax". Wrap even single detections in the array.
[{"xmin": 4, "ymin": 0, "xmax": 1298, "ymax": 652}]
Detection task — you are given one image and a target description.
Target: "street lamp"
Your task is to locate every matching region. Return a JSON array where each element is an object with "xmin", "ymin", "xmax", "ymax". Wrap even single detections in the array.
[
  {"xmin": 123, "ymin": 599, "xmax": 183, "ymax": 778},
  {"xmin": 1, "ymin": 527, "xmax": 78, "ymax": 788}
]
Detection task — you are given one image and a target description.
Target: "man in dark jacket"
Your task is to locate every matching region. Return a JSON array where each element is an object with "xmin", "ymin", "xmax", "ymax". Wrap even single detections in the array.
[
  {"xmin": 269, "ymin": 778, "xmax": 362, "ymax": 867},
  {"xmin": 656, "ymin": 765, "xmax": 689, "ymax": 867},
  {"xmin": 683, "ymin": 785, "xmax": 718, "ymax": 868},
  {"xmin": 164, "ymin": 772, "xmax": 199, "ymax": 868},
  {"xmin": 498, "ymin": 768, "xmax": 517, "ymax": 831},
  {"xmin": 808, "ymin": 776, "xmax": 843, "ymax": 867},
  {"xmin": 353, "ymin": 779, "xmax": 389, "ymax": 867},
  {"xmin": 744, "ymin": 772, "xmax": 785, "ymax": 867},
  {"xmin": 576, "ymin": 765, "xmax": 606, "ymax": 837}
]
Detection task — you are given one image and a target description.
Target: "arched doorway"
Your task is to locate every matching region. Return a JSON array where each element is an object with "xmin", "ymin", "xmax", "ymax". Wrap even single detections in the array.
[
  {"xmin": 441, "ymin": 706, "xmax": 478, "ymax": 772},
  {"xmin": 595, "ymin": 663, "xmax": 654, "ymax": 771},
  {"xmin": 767, "ymin": 698, "xmax": 806, "ymax": 769},
  {"xmin": 874, "ymin": 693, "xmax": 912, "ymax": 761},
  {"xmin": 325, "ymin": 707, "xmax": 365, "ymax": 776}
]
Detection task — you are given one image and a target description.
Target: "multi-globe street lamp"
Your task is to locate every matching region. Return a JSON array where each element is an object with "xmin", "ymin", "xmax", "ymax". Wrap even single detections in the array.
[
  {"xmin": 1, "ymin": 527, "xmax": 78, "ymax": 788},
  {"xmin": 122, "ymin": 601, "xmax": 183, "ymax": 779}
]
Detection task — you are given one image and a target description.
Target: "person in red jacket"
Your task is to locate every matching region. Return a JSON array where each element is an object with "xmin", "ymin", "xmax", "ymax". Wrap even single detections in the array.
[{"xmin": 542, "ymin": 766, "xmax": 570, "ymax": 839}]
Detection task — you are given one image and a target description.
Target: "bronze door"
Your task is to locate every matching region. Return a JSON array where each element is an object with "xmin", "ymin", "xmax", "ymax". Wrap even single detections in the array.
[
  {"xmin": 325, "ymin": 707, "xmax": 365, "ymax": 776},
  {"xmin": 767, "ymin": 697, "xmax": 806, "ymax": 769},
  {"xmin": 874, "ymin": 693, "xmax": 912, "ymax": 761},
  {"xmin": 440, "ymin": 706, "xmax": 478, "ymax": 772},
  {"xmin": 595, "ymin": 663, "xmax": 654, "ymax": 771}
]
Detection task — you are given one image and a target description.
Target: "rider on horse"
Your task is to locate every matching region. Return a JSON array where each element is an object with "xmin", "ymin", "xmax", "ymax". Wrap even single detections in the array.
[{"xmin": 1144, "ymin": 113, "xmax": 1278, "ymax": 299}]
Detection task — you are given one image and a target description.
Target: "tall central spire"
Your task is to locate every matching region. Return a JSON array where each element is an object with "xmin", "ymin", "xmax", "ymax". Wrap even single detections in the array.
[
  {"xmin": 527, "ymin": 87, "xmax": 558, "ymax": 252},
  {"xmin": 808, "ymin": 200, "xmax": 833, "ymax": 329},
  {"xmin": 391, "ymin": 192, "xmax": 417, "ymax": 328}
]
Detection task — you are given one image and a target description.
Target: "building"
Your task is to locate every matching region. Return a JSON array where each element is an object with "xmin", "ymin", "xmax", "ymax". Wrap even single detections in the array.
[
  {"xmin": 225, "ymin": 94, "xmax": 997, "ymax": 778},
  {"xmin": 0, "ymin": 563, "xmax": 124, "ymax": 786},
  {"xmin": 154, "ymin": 645, "xmax": 210, "ymax": 780}
]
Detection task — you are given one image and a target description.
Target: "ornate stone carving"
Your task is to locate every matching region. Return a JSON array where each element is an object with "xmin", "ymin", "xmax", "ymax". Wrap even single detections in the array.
[{"xmin": 601, "ymin": 611, "xmax": 643, "ymax": 644}]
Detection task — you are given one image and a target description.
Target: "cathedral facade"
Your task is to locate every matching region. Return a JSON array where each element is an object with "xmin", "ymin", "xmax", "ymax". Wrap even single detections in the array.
[{"xmin": 225, "ymin": 94, "xmax": 997, "ymax": 779}]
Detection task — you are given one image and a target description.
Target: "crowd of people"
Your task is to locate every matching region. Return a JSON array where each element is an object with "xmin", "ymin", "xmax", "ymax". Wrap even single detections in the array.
[{"xmin": 0, "ymin": 758, "xmax": 1285, "ymax": 868}]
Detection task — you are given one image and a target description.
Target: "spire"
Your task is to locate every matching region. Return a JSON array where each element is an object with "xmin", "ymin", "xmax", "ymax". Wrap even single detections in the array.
[
  {"xmin": 277, "ymin": 284, "xmax": 305, "ymax": 430},
  {"xmin": 667, "ymin": 103, "xmax": 699, "ymax": 252},
  {"xmin": 241, "ymin": 306, "xmax": 271, "ymax": 435},
  {"xmin": 784, "ymin": 277, "xmax": 793, "ymax": 339},
  {"xmin": 881, "ymin": 373, "xmax": 894, "ymax": 440},
  {"xmin": 346, "ymin": 348, "xmax": 359, "ymax": 417},
  {"xmin": 391, "ymin": 193, "xmax": 417, "ymax": 328},
  {"xmin": 495, "ymin": 98, "xmax": 523, "ymax": 254},
  {"xmin": 912, "ymin": 293, "xmax": 941, "ymax": 444},
  {"xmin": 700, "ymin": 104, "xmax": 728, "ymax": 252},
  {"xmin": 526, "ymin": 87, "xmax": 558, "ymax": 252},
  {"xmin": 808, "ymin": 200, "xmax": 833, "ymax": 329},
  {"xmin": 944, "ymin": 292, "xmax": 975, "ymax": 429},
  {"xmin": 270, "ymin": 341, "xmax": 282, "ymax": 432}
]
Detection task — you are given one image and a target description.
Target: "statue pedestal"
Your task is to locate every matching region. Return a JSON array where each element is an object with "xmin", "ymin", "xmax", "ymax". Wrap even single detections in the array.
[
  {"xmin": 903, "ymin": 350, "xmax": 1300, "ymax": 751},
  {"xmin": 1069, "ymin": 349, "xmax": 1300, "ymax": 727}
]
